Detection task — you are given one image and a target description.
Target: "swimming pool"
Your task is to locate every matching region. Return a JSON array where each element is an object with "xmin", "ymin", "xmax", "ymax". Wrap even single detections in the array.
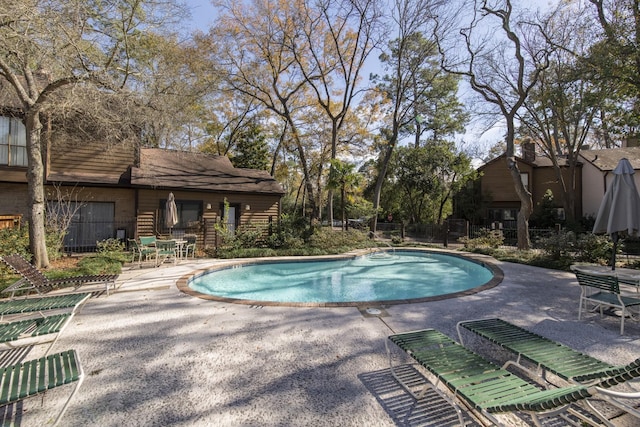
[{"xmin": 181, "ymin": 249, "xmax": 501, "ymax": 307}]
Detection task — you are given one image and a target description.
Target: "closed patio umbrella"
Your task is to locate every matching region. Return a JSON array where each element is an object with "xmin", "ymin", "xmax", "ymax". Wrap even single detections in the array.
[
  {"xmin": 165, "ymin": 192, "xmax": 178, "ymax": 236},
  {"xmin": 592, "ymin": 158, "xmax": 640, "ymax": 270}
]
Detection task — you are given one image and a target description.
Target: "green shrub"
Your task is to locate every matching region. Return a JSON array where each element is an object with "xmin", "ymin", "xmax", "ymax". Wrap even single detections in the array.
[
  {"xmin": 391, "ymin": 235, "xmax": 403, "ymax": 244},
  {"xmin": 264, "ymin": 233, "xmax": 305, "ymax": 250},
  {"xmin": 574, "ymin": 233, "xmax": 613, "ymax": 264},
  {"xmin": 307, "ymin": 228, "xmax": 369, "ymax": 251},
  {"xmin": 536, "ymin": 231, "xmax": 577, "ymax": 259},
  {"xmin": 0, "ymin": 226, "xmax": 30, "ymax": 258},
  {"xmin": 535, "ymin": 231, "xmax": 612, "ymax": 267},
  {"xmin": 459, "ymin": 228, "xmax": 504, "ymax": 249},
  {"xmin": 75, "ymin": 255, "xmax": 122, "ymax": 275},
  {"xmin": 0, "ymin": 224, "xmax": 64, "ymax": 262},
  {"xmin": 74, "ymin": 238, "xmax": 126, "ymax": 275},
  {"xmin": 232, "ymin": 223, "xmax": 268, "ymax": 249},
  {"xmin": 214, "ymin": 226, "xmax": 372, "ymax": 258}
]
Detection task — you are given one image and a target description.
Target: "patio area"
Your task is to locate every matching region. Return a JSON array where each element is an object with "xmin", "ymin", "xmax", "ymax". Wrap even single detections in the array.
[{"xmin": 7, "ymin": 252, "xmax": 640, "ymax": 426}]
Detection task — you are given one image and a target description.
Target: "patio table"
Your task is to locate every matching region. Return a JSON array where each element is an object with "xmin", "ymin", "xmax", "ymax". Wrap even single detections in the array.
[{"xmin": 172, "ymin": 239, "xmax": 187, "ymax": 260}]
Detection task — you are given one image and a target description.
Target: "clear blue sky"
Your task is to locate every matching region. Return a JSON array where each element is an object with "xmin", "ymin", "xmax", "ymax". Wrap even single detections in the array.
[{"xmin": 186, "ymin": 0, "xmax": 217, "ymax": 32}]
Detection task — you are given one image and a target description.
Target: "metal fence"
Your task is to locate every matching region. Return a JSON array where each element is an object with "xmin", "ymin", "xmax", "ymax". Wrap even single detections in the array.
[
  {"xmin": 467, "ymin": 225, "xmax": 558, "ymax": 247},
  {"xmin": 59, "ymin": 216, "xmax": 562, "ymax": 253},
  {"xmin": 374, "ymin": 221, "xmax": 559, "ymax": 248},
  {"xmin": 63, "ymin": 218, "xmax": 136, "ymax": 253}
]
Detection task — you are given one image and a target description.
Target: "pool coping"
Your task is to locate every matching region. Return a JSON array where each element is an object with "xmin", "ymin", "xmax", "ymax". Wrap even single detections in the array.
[{"xmin": 175, "ymin": 247, "xmax": 504, "ymax": 307}]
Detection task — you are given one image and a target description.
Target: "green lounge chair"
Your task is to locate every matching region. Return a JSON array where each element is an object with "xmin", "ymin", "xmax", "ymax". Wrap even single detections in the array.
[
  {"xmin": 1, "ymin": 254, "xmax": 117, "ymax": 297},
  {"xmin": 457, "ymin": 318, "xmax": 640, "ymax": 424},
  {"xmin": 0, "ymin": 293, "xmax": 90, "ymax": 321},
  {"xmin": 387, "ymin": 329, "xmax": 597, "ymax": 426},
  {"xmin": 0, "ymin": 313, "xmax": 75, "ymax": 356},
  {"xmin": 0, "ymin": 349, "xmax": 84, "ymax": 426}
]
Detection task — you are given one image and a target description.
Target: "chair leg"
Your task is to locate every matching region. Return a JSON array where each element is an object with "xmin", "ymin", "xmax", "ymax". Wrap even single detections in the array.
[
  {"xmin": 578, "ymin": 297, "xmax": 584, "ymax": 320},
  {"xmin": 52, "ymin": 370, "xmax": 84, "ymax": 427}
]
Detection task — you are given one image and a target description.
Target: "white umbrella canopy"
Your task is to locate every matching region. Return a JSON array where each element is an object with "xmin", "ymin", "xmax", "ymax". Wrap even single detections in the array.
[
  {"xmin": 165, "ymin": 192, "xmax": 178, "ymax": 235},
  {"xmin": 592, "ymin": 158, "xmax": 640, "ymax": 269}
]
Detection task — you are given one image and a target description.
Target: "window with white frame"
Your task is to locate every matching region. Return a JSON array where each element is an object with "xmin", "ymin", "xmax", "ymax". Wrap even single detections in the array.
[{"xmin": 0, "ymin": 116, "xmax": 27, "ymax": 167}]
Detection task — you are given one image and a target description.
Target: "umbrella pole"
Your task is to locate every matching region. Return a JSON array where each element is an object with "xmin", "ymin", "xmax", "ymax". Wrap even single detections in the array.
[{"xmin": 611, "ymin": 232, "xmax": 618, "ymax": 271}]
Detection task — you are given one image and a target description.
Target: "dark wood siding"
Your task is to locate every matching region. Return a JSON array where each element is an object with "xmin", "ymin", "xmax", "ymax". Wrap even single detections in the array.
[
  {"xmin": 0, "ymin": 183, "xmax": 29, "ymax": 216},
  {"xmin": 531, "ymin": 166, "xmax": 582, "ymax": 219},
  {"xmin": 480, "ymin": 158, "xmax": 534, "ymax": 202},
  {"xmin": 479, "ymin": 156, "xmax": 583, "ymax": 221},
  {"xmin": 0, "ymin": 167, "xmax": 28, "ymax": 183},
  {"xmin": 134, "ymin": 190, "xmax": 280, "ymax": 252}
]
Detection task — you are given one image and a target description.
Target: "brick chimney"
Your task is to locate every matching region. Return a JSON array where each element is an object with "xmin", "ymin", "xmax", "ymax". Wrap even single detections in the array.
[
  {"xmin": 522, "ymin": 141, "xmax": 536, "ymax": 162},
  {"xmin": 624, "ymin": 136, "xmax": 640, "ymax": 147}
]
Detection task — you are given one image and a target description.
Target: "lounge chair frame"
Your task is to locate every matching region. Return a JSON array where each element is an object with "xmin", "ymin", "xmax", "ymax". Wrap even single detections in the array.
[
  {"xmin": 0, "ymin": 293, "xmax": 90, "ymax": 322},
  {"xmin": 0, "ymin": 349, "xmax": 84, "ymax": 426},
  {"xmin": 457, "ymin": 318, "xmax": 640, "ymax": 425},
  {"xmin": 0, "ymin": 312, "xmax": 75, "ymax": 356},
  {"xmin": 1, "ymin": 254, "xmax": 117, "ymax": 297},
  {"xmin": 386, "ymin": 329, "xmax": 598, "ymax": 427}
]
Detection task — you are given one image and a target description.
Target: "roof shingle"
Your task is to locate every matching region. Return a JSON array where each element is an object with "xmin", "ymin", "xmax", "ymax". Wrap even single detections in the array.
[
  {"xmin": 579, "ymin": 147, "xmax": 640, "ymax": 171},
  {"xmin": 130, "ymin": 148, "xmax": 285, "ymax": 195}
]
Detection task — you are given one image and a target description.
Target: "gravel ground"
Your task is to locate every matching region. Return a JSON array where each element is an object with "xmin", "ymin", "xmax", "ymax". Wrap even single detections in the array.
[{"xmin": 6, "ymin": 252, "xmax": 640, "ymax": 427}]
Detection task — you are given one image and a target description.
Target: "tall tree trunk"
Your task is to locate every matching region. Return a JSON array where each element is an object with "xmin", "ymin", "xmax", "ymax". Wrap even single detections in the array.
[
  {"xmin": 25, "ymin": 110, "xmax": 50, "ymax": 268},
  {"xmin": 342, "ymin": 185, "xmax": 347, "ymax": 231},
  {"xmin": 506, "ymin": 156, "xmax": 532, "ymax": 250},
  {"xmin": 505, "ymin": 118, "xmax": 532, "ymax": 249},
  {"xmin": 371, "ymin": 137, "xmax": 397, "ymax": 236},
  {"xmin": 283, "ymin": 111, "xmax": 317, "ymax": 220},
  {"xmin": 328, "ymin": 121, "xmax": 339, "ymax": 228}
]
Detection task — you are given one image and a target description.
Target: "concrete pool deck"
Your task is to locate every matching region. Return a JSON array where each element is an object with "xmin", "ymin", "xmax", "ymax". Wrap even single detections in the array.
[{"xmin": 10, "ymin": 252, "xmax": 640, "ymax": 426}]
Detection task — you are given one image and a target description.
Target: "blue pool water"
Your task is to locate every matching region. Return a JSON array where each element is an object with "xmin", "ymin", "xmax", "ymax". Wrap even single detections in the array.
[{"xmin": 188, "ymin": 250, "xmax": 495, "ymax": 305}]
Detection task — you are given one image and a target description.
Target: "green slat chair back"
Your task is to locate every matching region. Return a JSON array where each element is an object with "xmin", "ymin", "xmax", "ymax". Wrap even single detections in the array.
[
  {"xmin": 575, "ymin": 271, "xmax": 619, "ymax": 294},
  {"xmin": 0, "ymin": 350, "xmax": 83, "ymax": 426},
  {"xmin": 0, "ymin": 293, "xmax": 89, "ymax": 317},
  {"xmin": 458, "ymin": 318, "xmax": 615, "ymax": 382},
  {"xmin": 139, "ymin": 236, "xmax": 157, "ymax": 247}
]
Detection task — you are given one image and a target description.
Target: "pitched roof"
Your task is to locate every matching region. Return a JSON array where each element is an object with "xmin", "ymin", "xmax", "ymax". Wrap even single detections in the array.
[
  {"xmin": 477, "ymin": 153, "xmax": 568, "ymax": 171},
  {"xmin": 578, "ymin": 147, "xmax": 640, "ymax": 171},
  {"xmin": 130, "ymin": 148, "xmax": 285, "ymax": 195}
]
